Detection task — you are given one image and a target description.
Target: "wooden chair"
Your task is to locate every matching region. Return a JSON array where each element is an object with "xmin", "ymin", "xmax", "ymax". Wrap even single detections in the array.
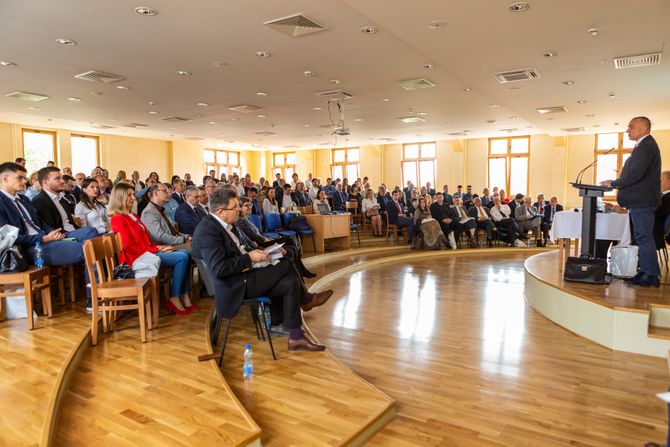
[
  {"xmin": 385, "ymin": 219, "xmax": 407, "ymax": 242},
  {"xmin": 346, "ymin": 200, "xmax": 363, "ymax": 226},
  {"xmin": 0, "ymin": 266, "xmax": 52, "ymax": 330},
  {"xmin": 49, "ymin": 264, "xmax": 76, "ymax": 305},
  {"xmin": 103, "ymin": 232, "xmax": 161, "ymax": 324},
  {"xmin": 83, "ymin": 237, "xmax": 154, "ymax": 345}
]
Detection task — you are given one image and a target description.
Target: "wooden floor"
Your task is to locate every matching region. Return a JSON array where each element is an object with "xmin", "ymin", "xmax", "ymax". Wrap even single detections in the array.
[
  {"xmin": 526, "ymin": 251, "xmax": 670, "ymax": 311},
  {"xmin": 0, "ymin": 307, "xmax": 90, "ymax": 447},
  {"xmin": 304, "ymin": 250, "xmax": 670, "ymax": 446}
]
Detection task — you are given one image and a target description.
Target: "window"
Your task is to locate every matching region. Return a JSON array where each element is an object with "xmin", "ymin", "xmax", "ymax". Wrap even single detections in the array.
[
  {"xmin": 331, "ymin": 148, "xmax": 359, "ymax": 180},
  {"xmin": 204, "ymin": 149, "xmax": 241, "ymax": 179},
  {"xmin": 594, "ymin": 132, "xmax": 635, "ymax": 198},
  {"xmin": 22, "ymin": 129, "xmax": 57, "ymax": 174},
  {"xmin": 401, "ymin": 142, "xmax": 436, "ymax": 189},
  {"xmin": 272, "ymin": 152, "xmax": 296, "ymax": 179},
  {"xmin": 71, "ymin": 134, "xmax": 99, "ymax": 175},
  {"xmin": 487, "ymin": 136, "xmax": 530, "ymax": 195}
]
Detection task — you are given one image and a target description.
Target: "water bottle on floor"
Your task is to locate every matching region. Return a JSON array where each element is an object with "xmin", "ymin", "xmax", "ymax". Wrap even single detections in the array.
[
  {"xmin": 34, "ymin": 242, "xmax": 44, "ymax": 268},
  {"xmin": 243, "ymin": 344, "xmax": 253, "ymax": 379}
]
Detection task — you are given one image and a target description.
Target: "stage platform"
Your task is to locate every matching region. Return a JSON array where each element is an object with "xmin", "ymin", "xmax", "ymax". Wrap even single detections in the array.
[{"xmin": 525, "ymin": 251, "xmax": 670, "ymax": 357}]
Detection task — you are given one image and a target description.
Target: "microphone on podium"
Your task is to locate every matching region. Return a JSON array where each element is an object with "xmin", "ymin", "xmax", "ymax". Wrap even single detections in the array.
[{"xmin": 575, "ymin": 147, "xmax": 616, "ymax": 184}]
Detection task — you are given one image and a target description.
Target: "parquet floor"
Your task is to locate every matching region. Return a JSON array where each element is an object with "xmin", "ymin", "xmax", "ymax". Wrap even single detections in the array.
[
  {"xmin": 304, "ymin": 251, "xmax": 669, "ymax": 446},
  {"xmin": 0, "ymin": 308, "xmax": 90, "ymax": 447}
]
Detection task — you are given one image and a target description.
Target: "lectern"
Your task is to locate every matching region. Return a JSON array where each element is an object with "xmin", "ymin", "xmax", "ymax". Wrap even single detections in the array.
[{"xmin": 569, "ymin": 182, "xmax": 613, "ymax": 257}]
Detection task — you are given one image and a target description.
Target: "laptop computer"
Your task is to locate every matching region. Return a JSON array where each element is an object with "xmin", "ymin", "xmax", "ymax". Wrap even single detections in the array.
[{"xmin": 318, "ymin": 203, "xmax": 333, "ymax": 215}]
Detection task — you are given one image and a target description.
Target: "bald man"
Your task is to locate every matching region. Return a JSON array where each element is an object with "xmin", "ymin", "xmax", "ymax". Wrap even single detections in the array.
[{"xmin": 601, "ymin": 116, "xmax": 662, "ymax": 287}]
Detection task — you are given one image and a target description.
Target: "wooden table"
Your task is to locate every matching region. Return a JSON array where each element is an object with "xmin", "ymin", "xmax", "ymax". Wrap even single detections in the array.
[{"xmin": 304, "ymin": 213, "xmax": 351, "ymax": 252}]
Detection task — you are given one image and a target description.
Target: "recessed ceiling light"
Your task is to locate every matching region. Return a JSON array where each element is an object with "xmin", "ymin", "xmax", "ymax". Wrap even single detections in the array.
[
  {"xmin": 510, "ymin": 116, "xmax": 519, "ymax": 120},
  {"xmin": 176, "ymin": 70, "xmax": 192, "ymax": 76},
  {"xmin": 608, "ymin": 92, "xmax": 616, "ymax": 98},
  {"xmin": 614, "ymin": 122, "xmax": 620, "ymax": 126},
  {"xmin": 543, "ymin": 52, "xmax": 558, "ymax": 58},
  {"xmin": 304, "ymin": 70, "xmax": 316, "ymax": 77},
  {"xmin": 67, "ymin": 97, "xmax": 81, "ymax": 102},
  {"xmin": 90, "ymin": 91, "xmax": 102, "ymax": 96},
  {"xmin": 463, "ymin": 88, "xmax": 471, "ymax": 92},
  {"xmin": 256, "ymin": 114, "xmax": 266, "ymax": 118},
  {"xmin": 423, "ymin": 63, "xmax": 433, "ymax": 69},
  {"xmin": 562, "ymin": 80, "xmax": 575, "ymax": 86},
  {"xmin": 213, "ymin": 61, "xmax": 228, "ymax": 68},
  {"xmin": 148, "ymin": 111, "xmax": 158, "ymax": 114},
  {"xmin": 255, "ymin": 50, "xmax": 271, "ymax": 58},
  {"xmin": 115, "ymin": 85, "xmax": 130, "ymax": 90},
  {"xmin": 416, "ymin": 112, "xmax": 427, "ymax": 116},
  {"xmin": 354, "ymin": 118, "xmax": 364, "ymax": 122},
  {"xmin": 27, "ymin": 106, "xmax": 40, "ymax": 111},
  {"xmin": 304, "ymin": 124, "xmax": 310, "ymax": 127},
  {"xmin": 508, "ymin": 2, "xmax": 530, "ymax": 12},
  {"xmin": 256, "ymin": 91, "xmax": 268, "ymax": 96},
  {"xmin": 208, "ymin": 121, "xmax": 217, "ymax": 125},
  {"xmin": 489, "ymin": 104, "xmax": 500, "ymax": 109},
  {"xmin": 586, "ymin": 114, "xmax": 595, "ymax": 117},
  {"xmin": 428, "ymin": 20, "xmax": 444, "ymax": 29},
  {"xmin": 0, "ymin": 61, "xmax": 17, "ymax": 67},
  {"xmin": 56, "ymin": 38, "xmax": 77, "ymax": 46},
  {"xmin": 196, "ymin": 102, "xmax": 208, "ymax": 107},
  {"xmin": 487, "ymin": 120, "xmax": 496, "ymax": 124},
  {"xmin": 148, "ymin": 100, "xmax": 157, "ymax": 105},
  {"xmin": 382, "ymin": 98, "xmax": 390, "ymax": 102},
  {"xmin": 329, "ymin": 79, "xmax": 342, "ymax": 84},
  {"xmin": 135, "ymin": 6, "xmax": 158, "ymax": 16},
  {"xmin": 313, "ymin": 107, "xmax": 322, "ymax": 111},
  {"xmin": 577, "ymin": 100, "xmax": 586, "ymax": 104},
  {"xmin": 587, "ymin": 27, "xmax": 599, "ymax": 36},
  {"xmin": 360, "ymin": 26, "xmax": 378, "ymax": 34}
]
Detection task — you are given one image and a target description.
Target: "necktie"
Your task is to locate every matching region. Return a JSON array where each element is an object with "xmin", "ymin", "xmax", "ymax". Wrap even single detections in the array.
[
  {"xmin": 478, "ymin": 207, "xmax": 485, "ymax": 219},
  {"xmin": 458, "ymin": 207, "xmax": 465, "ymax": 218},
  {"xmin": 551, "ymin": 207, "xmax": 555, "ymax": 222},
  {"xmin": 397, "ymin": 203, "xmax": 402, "ymax": 214},
  {"xmin": 233, "ymin": 225, "xmax": 255, "ymax": 249},
  {"xmin": 158, "ymin": 207, "xmax": 179, "ymax": 236},
  {"xmin": 14, "ymin": 199, "xmax": 43, "ymax": 233}
]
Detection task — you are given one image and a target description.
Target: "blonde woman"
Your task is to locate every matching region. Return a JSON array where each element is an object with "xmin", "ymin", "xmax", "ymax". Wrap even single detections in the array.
[{"xmin": 361, "ymin": 189, "xmax": 382, "ymax": 236}]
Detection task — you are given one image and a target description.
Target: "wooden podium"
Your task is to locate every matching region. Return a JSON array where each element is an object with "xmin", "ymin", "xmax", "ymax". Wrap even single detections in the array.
[
  {"xmin": 303, "ymin": 213, "xmax": 351, "ymax": 252},
  {"xmin": 569, "ymin": 182, "xmax": 613, "ymax": 258}
]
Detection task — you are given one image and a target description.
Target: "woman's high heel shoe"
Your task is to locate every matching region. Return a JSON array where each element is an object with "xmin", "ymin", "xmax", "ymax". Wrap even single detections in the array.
[{"xmin": 167, "ymin": 300, "xmax": 192, "ymax": 315}]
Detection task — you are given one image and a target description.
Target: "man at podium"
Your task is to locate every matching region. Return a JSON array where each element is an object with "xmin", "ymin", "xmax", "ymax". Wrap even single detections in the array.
[{"xmin": 600, "ymin": 116, "xmax": 662, "ymax": 287}]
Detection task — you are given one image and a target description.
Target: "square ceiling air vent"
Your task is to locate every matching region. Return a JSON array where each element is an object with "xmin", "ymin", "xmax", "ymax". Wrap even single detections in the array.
[
  {"xmin": 229, "ymin": 104, "xmax": 263, "ymax": 113},
  {"xmin": 395, "ymin": 78, "xmax": 436, "ymax": 90},
  {"xmin": 6, "ymin": 91, "xmax": 49, "ymax": 102},
  {"xmin": 75, "ymin": 70, "xmax": 126, "ymax": 84},
  {"xmin": 264, "ymin": 14, "xmax": 327, "ymax": 37},
  {"xmin": 614, "ymin": 52, "xmax": 662, "ymax": 69},
  {"xmin": 185, "ymin": 137, "xmax": 204, "ymax": 141},
  {"xmin": 398, "ymin": 116, "xmax": 426, "ymax": 123},
  {"xmin": 255, "ymin": 131, "xmax": 278, "ymax": 136},
  {"xmin": 122, "ymin": 123, "xmax": 148, "ymax": 128},
  {"xmin": 159, "ymin": 116, "xmax": 193, "ymax": 123},
  {"xmin": 314, "ymin": 89, "xmax": 355, "ymax": 101},
  {"xmin": 562, "ymin": 127, "xmax": 586, "ymax": 133},
  {"xmin": 537, "ymin": 106, "xmax": 567, "ymax": 114},
  {"xmin": 492, "ymin": 68, "xmax": 541, "ymax": 83},
  {"xmin": 89, "ymin": 123, "xmax": 116, "ymax": 129}
]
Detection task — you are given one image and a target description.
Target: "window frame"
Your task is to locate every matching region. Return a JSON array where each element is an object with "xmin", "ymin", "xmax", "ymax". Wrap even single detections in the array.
[
  {"xmin": 22, "ymin": 128, "xmax": 58, "ymax": 170},
  {"xmin": 487, "ymin": 136, "xmax": 530, "ymax": 194},
  {"xmin": 594, "ymin": 132, "xmax": 633, "ymax": 200},
  {"xmin": 401, "ymin": 142, "xmax": 436, "ymax": 189},
  {"xmin": 70, "ymin": 133, "xmax": 100, "ymax": 173},
  {"xmin": 272, "ymin": 151, "xmax": 297, "ymax": 179},
  {"xmin": 330, "ymin": 148, "xmax": 360, "ymax": 181},
  {"xmin": 204, "ymin": 149, "xmax": 241, "ymax": 179}
]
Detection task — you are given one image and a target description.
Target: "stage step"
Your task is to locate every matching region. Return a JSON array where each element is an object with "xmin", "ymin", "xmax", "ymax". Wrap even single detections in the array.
[
  {"xmin": 648, "ymin": 326, "xmax": 670, "ymax": 340},
  {"xmin": 649, "ymin": 305, "xmax": 670, "ymax": 330}
]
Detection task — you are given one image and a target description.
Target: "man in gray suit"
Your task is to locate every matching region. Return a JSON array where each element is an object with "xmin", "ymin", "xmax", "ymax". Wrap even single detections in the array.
[
  {"xmin": 514, "ymin": 195, "xmax": 543, "ymax": 246},
  {"xmin": 141, "ymin": 184, "xmax": 191, "ymax": 246}
]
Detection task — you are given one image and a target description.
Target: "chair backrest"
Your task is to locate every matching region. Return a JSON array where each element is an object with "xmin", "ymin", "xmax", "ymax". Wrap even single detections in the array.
[
  {"xmin": 248, "ymin": 213, "xmax": 263, "ymax": 232},
  {"xmin": 83, "ymin": 237, "xmax": 111, "ymax": 287},
  {"xmin": 264, "ymin": 213, "xmax": 281, "ymax": 231},
  {"xmin": 346, "ymin": 200, "xmax": 357, "ymax": 210},
  {"xmin": 194, "ymin": 258, "xmax": 216, "ymax": 297},
  {"xmin": 101, "ymin": 232, "xmax": 123, "ymax": 271}
]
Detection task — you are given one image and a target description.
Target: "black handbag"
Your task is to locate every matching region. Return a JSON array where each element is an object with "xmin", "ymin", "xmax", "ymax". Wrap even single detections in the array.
[
  {"xmin": 563, "ymin": 256, "xmax": 607, "ymax": 284},
  {"xmin": 0, "ymin": 245, "xmax": 28, "ymax": 273},
  {"xmin": 113, "ymin": 262, "xmax": 135, "ymax": 279}
]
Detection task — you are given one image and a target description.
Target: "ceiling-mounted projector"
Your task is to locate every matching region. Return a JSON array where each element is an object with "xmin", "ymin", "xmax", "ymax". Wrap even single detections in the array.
[{"xmin": 333, "ymin": 127, "xmax": 350, "ymax": 136}]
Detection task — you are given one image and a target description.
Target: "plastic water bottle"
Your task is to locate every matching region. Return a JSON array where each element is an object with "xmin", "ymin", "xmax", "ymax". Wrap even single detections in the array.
[
  {"xmin": 243, "ymin": 344, "xmax": 253, "ymax": 379},
  {"xmin": 34, "ymin": 242, "xmax": 44, "ymax": 268},
  {"xmin": 262, "ymin": 304, "xmax": 271, "ymax": 330}
]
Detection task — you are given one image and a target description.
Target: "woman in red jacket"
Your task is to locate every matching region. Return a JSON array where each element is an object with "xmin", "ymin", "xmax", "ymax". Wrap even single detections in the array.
[{"xmin": 109, "ymin": 183, "xmax": 196, "ymax": 314}]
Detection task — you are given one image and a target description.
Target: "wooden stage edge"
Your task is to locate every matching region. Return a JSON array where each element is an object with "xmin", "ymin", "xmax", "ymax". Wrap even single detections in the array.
[{"xmin": 524, "ymin": 251, "xmax": 670, "ymax": 358}]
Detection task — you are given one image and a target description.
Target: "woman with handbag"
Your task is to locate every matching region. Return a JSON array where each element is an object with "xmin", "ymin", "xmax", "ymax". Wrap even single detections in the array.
[
  {"xmin": 362, "ymin": 189, "xmax": 382, "ymax": 236},
  {"xmin": 75, "ymin": 177, "xmax": 110, "ymax": 235},
  {"xmin": 109, "ymin": 183, "xmax": 196, "ymax": 315},
  {"xmin": 413, "ymin": 197, "xmax": 448, "ymax": 250}
]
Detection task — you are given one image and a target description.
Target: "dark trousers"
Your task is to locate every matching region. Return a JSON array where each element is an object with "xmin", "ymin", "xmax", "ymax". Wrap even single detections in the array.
[
  {"xmin": 475, "ymin": 219, "xmax": 495, "ymax": 239},
  {"xmin": 455, "ymin": 219, "xmax": 476, "ymax": 239},
  {"xmin": 394, "ymin": 216, "xmax": 415, "ymax": 239},
  {"xmin": 438, "ymin": 220, "xmax": 455, "ymax": 239},
  {"xmin": 245, "ymin": 258, "xmax": 302, "ymax": 329},
  {"xmin": 494, "ymin": 218, "xmax": 519, "ymax": 244},
  {"xmin": 629, "ymin": 207, "xmax": 659, "ymax": 277}
]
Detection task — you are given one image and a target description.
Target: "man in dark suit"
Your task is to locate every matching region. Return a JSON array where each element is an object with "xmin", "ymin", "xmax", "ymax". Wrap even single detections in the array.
[
  {"xmin": 425, "ymin": 182, "xmax": 436, "ymax": 197},
  {"xmin": 480, "ymin": 188, "xmax": 492, "ymax": 208},
  {"xmin": 654, "ymin": 171, "xmax": 670, "ymax": 249},
  {"xmin": 468, "ymin": 197, "xmax": 496, "ymax": 246},
  {"xmin": 171, "ymin": 178, "xmax": 186, "ymax": 205},
  {"xmin": 601, "ymin": 116, "xmax": 662, "ymax": 287},
  {"xmin": 533, "ymin": 193, "xmax": 549, "ymax": 216},
  {"xmin": 462, "ymin": 185, "xmax": 474, "ymax": 208},
  {"xmin": 61, "ymin": 174, "xmax": 78, "ymax": 214},
  {"xmin": 175, "ymin": 186, "xmax": 206, "ymax": 236},
  {"xmin": 31, "ymin": 167, "xmax": 98, "ymax": 242},
  {"xmin": 247, "ymin": 187, "xmax": 262, "ymax": 215},
  {"xmin": 331, "ymin": 183, "xmax": 348, "ymax": 212},
  {"xmin": 430, "ymin": 193, "xmax": 457, "ymax": 248},
  {"xmin": 0, "ymin": 163, "xmax": 96, "ymax": 306},
  {"xmin": 272, "ymin": 173, "xmax": 282, "ymax": 188},
  {"xmin": 191, "ymin": 188, "xmax": 329, "ymax": 351},
  {"xmin": 542, "ymin": 196, "xmax": 564, "ymax": 244},
  {"xmin": 183, "ymin": 173, "xmax": 194, "ymax": 187},
  {"xmin": 386, "ymin": 190, "xmax": 415, "ymax": 241},
  {"xmin": 509, "ymin": 193, "xmax": 524, "ymax": 215},
  {"xmin": 442, "ymin": 184, "xmax": 454, "ymax": 205},
  {"xmin": 291, "ymin": 182, "xmax": 311, "ymax": 207}
]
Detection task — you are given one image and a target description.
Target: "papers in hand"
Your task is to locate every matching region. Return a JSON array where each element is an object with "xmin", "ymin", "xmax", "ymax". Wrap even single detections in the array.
[
  {"xmin": 459, "ymin": 217, "xmax": 474, "ymax": 224},
  {"xmin": 264, "ymin": 243, "xmax": 284, "ymax": 260}
]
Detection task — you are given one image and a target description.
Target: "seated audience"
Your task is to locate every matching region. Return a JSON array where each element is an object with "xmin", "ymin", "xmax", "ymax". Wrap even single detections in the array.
[
  {"xmin": 413, "ymin": 197, "xmax": 448, "ymax": 250},
  {"xmin": 514, "ymin": 195, "xmax": 543, "ymax": 246},
  {"xmin": 441, "ymin": 184, "xmax": 454, "ymax": 205},
  {"xmin": 362, "ymin": 189, "xmax": 383, "ymax": 236},
  {"xmin": 430, "ymin": 192, "xmax": 457, "ymax": 248},
  {"xmin": 313, "ymin": 189, "xmax": 331, "ymax": 213},
  {"xmin": 499, "ymin": 189, "xmax": 509, "ymax": 204},
  {"xmin": 331, "ymin": 183, "xmax": 349, "ymax": 212},
  {"xmin": 348, "ymin": 184, "xmax": 362, "ymax": 212},
  {"xmin": 278, "ymin": 183, "xmax": 296, "ymax": 212},
  {"xmin": 246, "ymin": 187, "xmax": 262, "ymax": 215},
  {"xmin": 175, "ymin": 186, "xmax": 207, "ymax": 236},
  {"xmin": 386, "ymin": 190, "xmax": 415, "ymax": 242},
  {"xmin": 141, "ymin": 184, "xmax": 191, "ymax": 245},
  {"xmin": 533, "ymin": 193, "xmax": 549, "ymax": 215},
  {"xmin": 197, "ymin": 186, "xmax": 210, "ymax": 213},
  {"xmin": 543, "ymin": 196, "xmax": 563, "ymax": 244},
  {"xmin": 452, "ymin": 197, "xmax": 477, "ymax": 247},
  {"xmin": 481, "ymin": 187, "xmax": 492, "ymax": 207},
  {"xmin": 74, "ymin": 177, "xmax": 110, "ymax": 235},
  {"xmin": 291, "ymin": 182, "xmax": 311, "ymax": 206},
  {"xmin": 308, "ymin": 178, "xmax": 321, "ymax": 200},
  {"xmin": 113, "ymin": 170, "xmax": 127, "ymax": 186},
  {"xmin": 509, "ymin": 193, "xmax": 524, "ymax": 215},
  {"xmin": 109, "ymin": 183, "xmax": 194, "ymax": 314},
  {"xmin": 490, "ymin": 197, "xmax": 525, "ymax": 247},
  {"xmin": 24, "ymin": 172, "xmax": 41, "ymax": 200},
  {"xmin": 184, "ymin": 173, "xmax": 194, "ymax": 187},
  {"xmin": 61, "ymin": 174, "xmax": 78, "ymax": 214},
  {"xmin": 191, "ymin": 188, "xmax": 330, "ymax": 351},
  {"xmin": 263, "ymin": 188, "xmax": 280, "ymax": 215},
  {"xmin": 468, "ymin": 197, "xmax": 496, "ymax": 247}
]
